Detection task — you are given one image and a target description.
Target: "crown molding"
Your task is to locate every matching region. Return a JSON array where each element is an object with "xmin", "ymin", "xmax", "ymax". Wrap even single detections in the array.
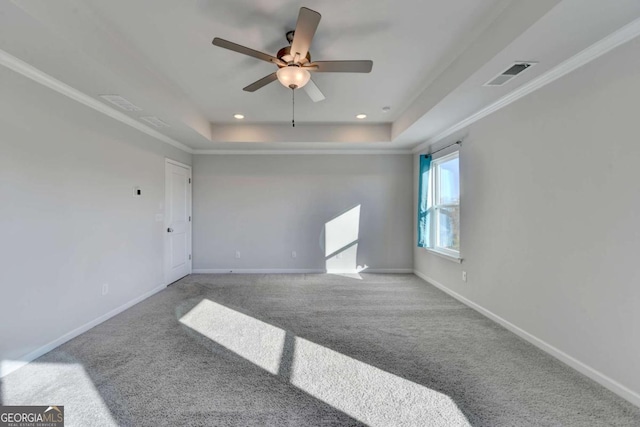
[
  {"xmin": 0, "ymin": 48, "xmax": 194, "ymax": 154},
  {"xmin": 412, "ymin": 16, "xmax": 640, "ymax": 153},
  {"xmin": 193, "ymin": 149, "xmax": 413, "ymax": 155}
]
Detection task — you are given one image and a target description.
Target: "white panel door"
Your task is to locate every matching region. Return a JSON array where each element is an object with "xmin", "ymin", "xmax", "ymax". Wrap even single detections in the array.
[{"xmin": 165, "ymin": 160, "xmax": 191, "ymax": 284}]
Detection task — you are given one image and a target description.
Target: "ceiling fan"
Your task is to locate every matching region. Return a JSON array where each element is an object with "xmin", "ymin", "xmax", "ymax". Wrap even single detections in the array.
[{"xmin": 211, "ymin": 7, "xmax": 373, "ymax": 103}]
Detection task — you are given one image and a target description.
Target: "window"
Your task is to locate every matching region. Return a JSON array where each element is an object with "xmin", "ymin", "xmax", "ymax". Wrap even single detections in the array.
[
  {"xmin": 418, "ymin": 150, "xmax": 460, "ymax": 259},
  {"xmin": 432, "ymin": 152, "xmax": 460, "ymax": 256}
]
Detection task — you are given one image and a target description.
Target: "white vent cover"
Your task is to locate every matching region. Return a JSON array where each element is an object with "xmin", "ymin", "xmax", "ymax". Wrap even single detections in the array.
[
  {"xmin": 99, "ymin": 95, "xmax": 142, "ymax": 111},
  {"xmin": 139, "ymin": 116, "xmax": 170, "ymax": 128},
  {"xmin": 484, "ymin": 62, "xmax": 537, "ymax": 86}
]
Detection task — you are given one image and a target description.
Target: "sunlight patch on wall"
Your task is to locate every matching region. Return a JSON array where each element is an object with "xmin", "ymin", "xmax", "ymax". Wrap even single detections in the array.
[
  {"xmin": 324, "ymin": 205, "xmax": 368, "ymax": 275},
  {"xmin": 325, "ymin": 205, "xmax": 360, "ymax": 257},
  {"xmin": 326, "ymin": 243, "xmax": 360, "ymax": 275}
]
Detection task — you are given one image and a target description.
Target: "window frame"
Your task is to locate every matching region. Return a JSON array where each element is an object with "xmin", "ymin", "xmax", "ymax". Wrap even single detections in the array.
[{"xmin": 428, "ymin": 151, "xmax": 461, "ymax": 260}]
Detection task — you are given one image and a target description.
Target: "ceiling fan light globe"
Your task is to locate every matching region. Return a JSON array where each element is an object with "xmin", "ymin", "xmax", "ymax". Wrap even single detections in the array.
[{"xmin": 276, "ymin": 66, "xmax": 311, "ymax": 89}]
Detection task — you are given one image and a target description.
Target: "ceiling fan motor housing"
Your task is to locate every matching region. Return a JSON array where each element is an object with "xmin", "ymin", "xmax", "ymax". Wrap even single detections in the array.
[
  {"xmin": 286, "ymin": 30, "xmax": 295, "ymax": 44},
  {"xmin": 277, "ymin": 45, "xmax": 311, "ymax": 66}
]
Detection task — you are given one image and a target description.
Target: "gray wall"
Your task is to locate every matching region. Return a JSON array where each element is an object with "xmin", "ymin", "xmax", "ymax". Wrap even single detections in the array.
[
  {"xmin": 414, "ymin": 37, "xmax": 640, "ymax": 399},
  {"xmin": 0, "ymin": 66, "xmax": 191, "ymax": 363},
  {"xmin": 193, "ymin": 155, "xmax": 413, "ymax": 272}
]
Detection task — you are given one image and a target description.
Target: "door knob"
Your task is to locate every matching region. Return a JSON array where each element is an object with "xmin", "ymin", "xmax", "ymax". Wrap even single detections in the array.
[{"xmin": 167, "ymin": 228, "xmax": 173, "ymax": 233}]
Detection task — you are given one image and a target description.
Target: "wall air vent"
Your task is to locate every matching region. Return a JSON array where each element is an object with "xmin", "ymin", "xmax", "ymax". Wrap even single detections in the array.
[
  {"xmin": 139, "ymin": 116, "xmax": 170, "ymax": 128},
  {"xmin": 484, "ymin": 62, "xmax": 537, "ymax": 86},
  {"xmin": 99, "ymin": 95, "xmax": 142, "ymax": 111}
]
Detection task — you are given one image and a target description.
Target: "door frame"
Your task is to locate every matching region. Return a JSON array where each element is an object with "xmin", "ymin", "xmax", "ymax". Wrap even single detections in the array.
[{"xmin": 164, "ymin": 158, "xmax": 192, "ymax": 285}]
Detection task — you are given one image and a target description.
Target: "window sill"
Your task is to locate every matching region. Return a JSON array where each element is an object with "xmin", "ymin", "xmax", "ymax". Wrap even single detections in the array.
[{"xmin": 423, "ymin": 248, "xmax": 463, "ymax": 264}]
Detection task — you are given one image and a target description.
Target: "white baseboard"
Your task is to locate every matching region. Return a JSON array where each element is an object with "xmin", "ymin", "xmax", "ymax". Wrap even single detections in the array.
[
  {"xmin": 327, "ymin": 268, "xmax": 414, "ymax": 274},
  {"xmin": 192, "ymin": 269, "xmax": 325, "ymax": 274},
  {"xmin": 365, "ymin": 268, "xmax": 414, "ymax": 273},
  {"xmin": 1, "ymin": 283, "xmax": 167, "ymax": 378},
  {"xmin": 192, "ymin": 268, "xmax": 414, "ymax": 274},
  {"xmin": 413, "ymin": 270, "xmax": 640, "ymax": 408}
]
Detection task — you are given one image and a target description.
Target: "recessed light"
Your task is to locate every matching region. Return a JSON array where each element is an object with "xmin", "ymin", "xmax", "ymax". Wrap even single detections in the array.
[
  {"xmin": 234, "ymin": 114, "xmax": 245, "ymax": 119},
  {"xmin": 356, "ymin": 114, "xmax": 367, "ymax": 119}
]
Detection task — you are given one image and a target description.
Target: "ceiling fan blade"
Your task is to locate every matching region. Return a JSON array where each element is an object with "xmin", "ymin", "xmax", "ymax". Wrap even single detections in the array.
[
  {"xmin": 290, "ymin": 7, "xmax": 321, "ymax": 61},
  {"xmin": 212, "ymin": 38, "xmax": 284, "ymax": 66},
  {"xmin": 307, "ymin": 60, "xmax": 373, "ymax": 73},
  {"xmin": 303, "ymin": 78, "xmax": 326, "ymax": 102},
  {"xmin": 243, "ymin": 72, "xmax": 278, "ymax": 92}
]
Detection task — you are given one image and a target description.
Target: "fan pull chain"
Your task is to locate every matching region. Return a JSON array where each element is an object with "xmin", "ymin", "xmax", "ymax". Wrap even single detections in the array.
[{"xmin": 292, "ymin": 88, "xmax": 295, "ymax": 128}]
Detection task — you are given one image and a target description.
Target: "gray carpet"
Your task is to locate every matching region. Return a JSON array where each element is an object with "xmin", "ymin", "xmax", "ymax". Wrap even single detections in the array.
[{"xmin": 2, "ymin": 273, "xmax": 639, "ymax": 426}]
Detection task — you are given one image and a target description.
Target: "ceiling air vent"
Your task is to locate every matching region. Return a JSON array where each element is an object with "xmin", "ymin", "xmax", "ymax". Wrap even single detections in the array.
[
  {"xmin": 99, "ymin": 95, "xmax": 142, "ymax": 111},
  {"xmin": 484, "ymin": 62, "xmax": 536, "ymax": 87},
  {"xmin": 140, "ymin": 116, "xmax": 170, "ymax": 128}
]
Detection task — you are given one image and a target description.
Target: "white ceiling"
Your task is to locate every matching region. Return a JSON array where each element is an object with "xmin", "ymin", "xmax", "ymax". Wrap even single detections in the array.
[
  {"xmin": 1, "ymin": 0, "xmax": 640, "ymax": 152},
  {"xmin": 85, "ymin": 0, "xmax": 503, "ymax": 124}
]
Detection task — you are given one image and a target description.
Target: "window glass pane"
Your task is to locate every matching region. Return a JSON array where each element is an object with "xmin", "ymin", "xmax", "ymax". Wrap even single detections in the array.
[
  {"xmin": 437, "ymin": 157, "xmax": 459, "ymax": 205},
  {"xmin": 437, "ymin": 206, "xmax": 460, "ymax": 251}
]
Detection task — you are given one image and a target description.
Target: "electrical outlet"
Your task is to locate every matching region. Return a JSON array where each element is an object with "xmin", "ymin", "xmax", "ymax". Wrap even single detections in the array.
[
  {"xmin": 102, "ymin": 283, "xmax": 109, "ymax": 295},
  {"xmin": 462, "ymin": 271, "xmax": 467, "ymax": 282},
  {"xmin": 292, "ymin": 251, "xmax": 297, "ymax": 258},
  {"xmin": 235, "ymin": 250, "xmax": 241, "ymax": 259}
]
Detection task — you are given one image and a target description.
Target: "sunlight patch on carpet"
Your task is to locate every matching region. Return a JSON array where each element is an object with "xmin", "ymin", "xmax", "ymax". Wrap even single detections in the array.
[
  {"xmin": 180, "ymin": 299, "xmax": 286, "ymax": 375},
  {"xmin": 2, "ymin": 362, "xmax": 118, "ymax": 426},
  {"xmin": 180, "ymin": 299, "xmax": 470, "ymax": 427}
]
